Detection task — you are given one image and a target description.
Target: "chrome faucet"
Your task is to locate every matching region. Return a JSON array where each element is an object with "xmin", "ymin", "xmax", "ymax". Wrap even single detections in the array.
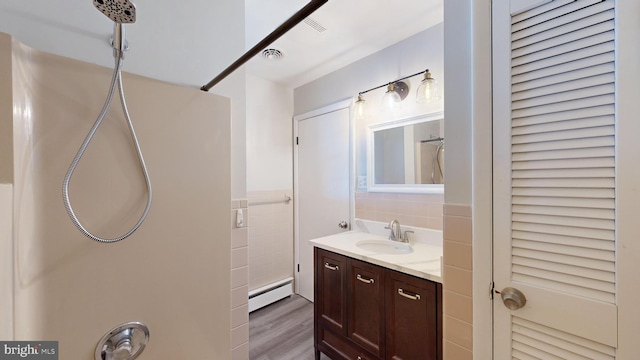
[
  {"xmin": 385, "ymin": 219, "xmax": 402, "ymax": 242},
  {"xmin": 385, "ymin": 219, "xmax": 413, "ymax": 243}
]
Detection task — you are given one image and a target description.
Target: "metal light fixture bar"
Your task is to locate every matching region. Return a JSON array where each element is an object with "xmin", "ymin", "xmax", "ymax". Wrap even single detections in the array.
[{"xmin": 357, "ymin": 69, "xmax": 429, "ymax": 96}]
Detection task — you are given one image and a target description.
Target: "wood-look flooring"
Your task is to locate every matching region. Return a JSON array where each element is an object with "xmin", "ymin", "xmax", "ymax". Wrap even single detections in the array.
[{"xmin": 249, "ymin": 295, "xmax": 331, "ymax": 360}]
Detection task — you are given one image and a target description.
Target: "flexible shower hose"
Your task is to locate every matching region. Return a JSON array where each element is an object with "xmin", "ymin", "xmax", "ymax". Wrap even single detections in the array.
[
  {"xmin": 62, "ymin": 52, "xmax": 152, "ymax": 243},
  {"xmin": 430, "ymin": 141, "xmax": 444, "ymax": 184}
]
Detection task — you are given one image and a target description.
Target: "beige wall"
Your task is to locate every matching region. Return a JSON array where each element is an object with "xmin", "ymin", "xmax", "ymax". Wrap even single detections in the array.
[
  {"xmin": 2, "ymin": 34, "xmax": 233, "ymax": 358},
  {"xmin": 246, "ymin": 75, "xmax": 293, "ymax": 192}
]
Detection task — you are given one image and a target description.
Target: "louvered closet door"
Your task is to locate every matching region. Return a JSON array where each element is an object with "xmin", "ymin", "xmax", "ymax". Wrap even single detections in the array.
[{"xmin": 493, "ymin": 0, "xmax": 618, "ymax": 358}]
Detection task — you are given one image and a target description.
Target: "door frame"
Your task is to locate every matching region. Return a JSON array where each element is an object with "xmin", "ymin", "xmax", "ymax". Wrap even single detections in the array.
[
  {"xmin": 613, "ymin": 0, "xmax": 640, "ymax": 356},
  {"xmin": 442, "ymin": 0, "xmax": 494, "ymax": 358},
  {"xmin": 293, "ymin": 98, "xmax": 355, "ymax": 297},
  {"xmin": 468, "ymin": 2, "xmax": 494, "ymax": 360}
]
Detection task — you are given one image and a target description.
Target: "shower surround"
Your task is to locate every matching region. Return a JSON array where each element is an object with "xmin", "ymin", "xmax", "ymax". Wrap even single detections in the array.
[{"xmin": 0, "ymin": 33, "xmax": 232, "ymax": 358}]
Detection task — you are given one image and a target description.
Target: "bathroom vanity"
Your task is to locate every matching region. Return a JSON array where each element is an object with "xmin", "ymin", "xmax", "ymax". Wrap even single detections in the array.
[{"xmin": 310, "ymin": 226, "xmax": 443, "ymax": 360}]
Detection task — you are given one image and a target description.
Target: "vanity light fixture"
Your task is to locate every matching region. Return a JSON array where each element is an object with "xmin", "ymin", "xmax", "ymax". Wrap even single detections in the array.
[
  {"xmin": 354, "ymin": 94, "xmax": 367, "ymax": 120},
  {"xmin": 416, "ymin": 69, "xmax": 440, "ymax": 103},
  {"xmin": 353, "ymin": 68, "xmax": 439, "ymax": 117},
  {"xmin": 381, "ymin": 83, "xmax": 403, "ymax": 112}
]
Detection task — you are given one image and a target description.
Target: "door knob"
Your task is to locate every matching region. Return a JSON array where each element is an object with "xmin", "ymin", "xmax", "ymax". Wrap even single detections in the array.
[
  {"xmin": 500, "ymin": 287, "xmax": 526, "ymax": 310},
  {"xmin": 338, "ymin": 221, "xmax": 349, "ymax": 229}
]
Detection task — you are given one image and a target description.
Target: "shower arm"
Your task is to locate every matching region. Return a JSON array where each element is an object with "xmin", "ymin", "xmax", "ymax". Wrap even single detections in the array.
[{"xmin": 200, "ymin": 0, "xmax": 328, "ymax": 92}]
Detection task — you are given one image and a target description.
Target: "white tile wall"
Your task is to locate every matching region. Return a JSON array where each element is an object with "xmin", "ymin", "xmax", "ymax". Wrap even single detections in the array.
[
  {"xmin": 231, "ymin": 199, "xmax": 248, "ymax": 360},
  {"xmin": 247, "ymin": 190, "xmax": 294, "ymax": 292},
  {"xmin": 231, "ymin": 191, "xmax": 294, "ymax": 358},
  {"xmin": 443, "ymin": 203, "xmax": 473, "ymax": 360},
  {"xmin": 355, "ymin": 192, "xmax": 444, "ymax": 230}
]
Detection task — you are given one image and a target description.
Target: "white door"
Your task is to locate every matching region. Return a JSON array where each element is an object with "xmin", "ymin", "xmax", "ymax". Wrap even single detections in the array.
[
  {"xmin": 493, "ymin": 0, "xmax": 620, "ymax": 357},
  {"xmin": 294, "ymin": 103, "xmax": 351, "ymax": 302}
]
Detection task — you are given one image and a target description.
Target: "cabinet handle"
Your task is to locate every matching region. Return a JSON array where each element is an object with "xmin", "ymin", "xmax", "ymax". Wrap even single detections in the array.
[
  {"xmin": 324, "ymin": 263, "xmax": 339, "ymax": 271},
  {"xmin": 398, "ymin": 288, "xmax": 421, "ymax": 301},
  {"xmin": 356, "ymin": 274, "xmax": 374, "ymax": 284}
]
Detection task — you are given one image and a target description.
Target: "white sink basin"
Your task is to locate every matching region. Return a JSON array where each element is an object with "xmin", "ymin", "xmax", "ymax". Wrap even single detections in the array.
[{"xmin": 355, "ymin": 239, "xmax": 413, "ymax": 254}]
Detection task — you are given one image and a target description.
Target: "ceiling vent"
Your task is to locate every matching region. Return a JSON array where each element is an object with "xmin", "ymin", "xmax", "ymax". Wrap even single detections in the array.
[
  {"xmin": 303, "ymin": 17, "xmax": 327, "ymax": 33},
  {"xmin": 261, "ymin": 48, "xmax": 284, "ymax": 60}
]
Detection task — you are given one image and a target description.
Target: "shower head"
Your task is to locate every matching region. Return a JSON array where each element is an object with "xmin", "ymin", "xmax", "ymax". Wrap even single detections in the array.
[{"xmin": 93, "ymin": 0, "xmax": 136, "ymax": 23}]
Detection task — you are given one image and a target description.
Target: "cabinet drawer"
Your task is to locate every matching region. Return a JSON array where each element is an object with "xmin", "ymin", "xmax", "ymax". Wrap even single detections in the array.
[{"xmin": 319, "ymin": 326, "xmax": 378, "ymax": 360}]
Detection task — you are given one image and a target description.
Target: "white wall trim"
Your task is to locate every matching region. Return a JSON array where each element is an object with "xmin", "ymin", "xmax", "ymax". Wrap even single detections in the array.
[
  {"xmin": 248, "ymin": 277, "xmax": 293, "ymax": 313},
  {"xmin": 472, "ymin": 0, "xmax": 494, "ymax": 359}
]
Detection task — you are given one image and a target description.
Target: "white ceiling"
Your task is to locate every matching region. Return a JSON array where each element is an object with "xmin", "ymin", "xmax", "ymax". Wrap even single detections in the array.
[
  {"xmin": 0, "ymin": 0, "xmax": 443, "ymax": 89},
  {"xmin": 245, "ymin": 0, "xmax": 443, "ymax": 88}
]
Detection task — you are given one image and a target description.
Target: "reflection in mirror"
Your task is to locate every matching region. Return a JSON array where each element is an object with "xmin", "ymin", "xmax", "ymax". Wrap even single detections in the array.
[
  {"xmin": 367, "ymin": 112, "xmax": 444, "ymax": 193},
  {"xmin": 418, "ymin": 136, "xmax": 445, "ymax": 184},
  {"xmin": 373, "ymin": 123, "xmax": 444, "ymax": 184}
]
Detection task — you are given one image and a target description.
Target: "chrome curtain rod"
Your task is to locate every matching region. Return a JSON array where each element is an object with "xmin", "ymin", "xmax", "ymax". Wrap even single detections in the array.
[
  {"xmin": 358, "ymin": 69, "xmax": 429, "ymax": 95},
  {"xmin": 201, "ymin": 0, "xmax": 329, "ymax": 92},
  {"xmin": 420, "ymin": 137, "xmax": 445, "ymax": 143}
]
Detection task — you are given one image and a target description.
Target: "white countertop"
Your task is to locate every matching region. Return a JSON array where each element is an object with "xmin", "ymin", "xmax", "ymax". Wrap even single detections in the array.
[{"xmin": 309, "ymin": 226, "xmax": 443, "ymax": 283}]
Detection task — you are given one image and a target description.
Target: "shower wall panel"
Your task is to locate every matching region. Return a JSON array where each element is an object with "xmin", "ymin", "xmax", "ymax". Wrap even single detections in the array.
[
  {"xmin": 0, "ymin": 184, "xmax": 12, "ymax": 339},
  {"xmin": 0, "ymin": 34, "xmax": 12, "ymax": 184},
  {"xmin": 0, "ymin": 33, "xmax": 13, "ymax": 340},
  {"xmin": 2, "ymin": 33, "xmax": 232, "ymax": 359}
]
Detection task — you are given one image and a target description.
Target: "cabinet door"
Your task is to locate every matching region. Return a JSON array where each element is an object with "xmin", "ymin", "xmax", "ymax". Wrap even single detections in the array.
[
  {"xmin": 347, "ymin": 258, "xmax": 385, "ymax": 358},
  {"xmin": 385, "ymin": 270, "xmax": 441, "ymax": 360},
  {"xmin": 315, "ymin": 248, "xmax": 347, "ymax": 335}
]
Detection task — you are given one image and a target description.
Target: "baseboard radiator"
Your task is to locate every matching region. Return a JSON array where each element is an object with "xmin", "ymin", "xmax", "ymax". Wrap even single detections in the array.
[{"xmin": 248, "ymin": 277, "xmax": 293, "ymax": 313}]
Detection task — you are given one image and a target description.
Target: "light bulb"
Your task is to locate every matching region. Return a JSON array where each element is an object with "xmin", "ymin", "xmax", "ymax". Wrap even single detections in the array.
[
  {"xmin": 416, "ymin": 70, "xmax": 440, "ymax": 103},
  {"xmin": 354, "ymin": 94, "xmax": 367, "ymax": 120},
  {"xmin": 381, "ymin": 83, "xmax": 402, "ymax": 112}
]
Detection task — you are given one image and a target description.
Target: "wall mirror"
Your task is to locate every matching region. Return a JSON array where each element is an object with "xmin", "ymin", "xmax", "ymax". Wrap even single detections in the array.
[{"xmin": 367, "ymin": 112, "xmax": 444, "ymax": 193}]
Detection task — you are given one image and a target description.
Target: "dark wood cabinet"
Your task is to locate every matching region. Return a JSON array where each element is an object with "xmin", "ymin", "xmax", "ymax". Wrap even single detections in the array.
[{"xmin": 314, "ymin": 247, "xmax": 442, "ymax": 360}]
